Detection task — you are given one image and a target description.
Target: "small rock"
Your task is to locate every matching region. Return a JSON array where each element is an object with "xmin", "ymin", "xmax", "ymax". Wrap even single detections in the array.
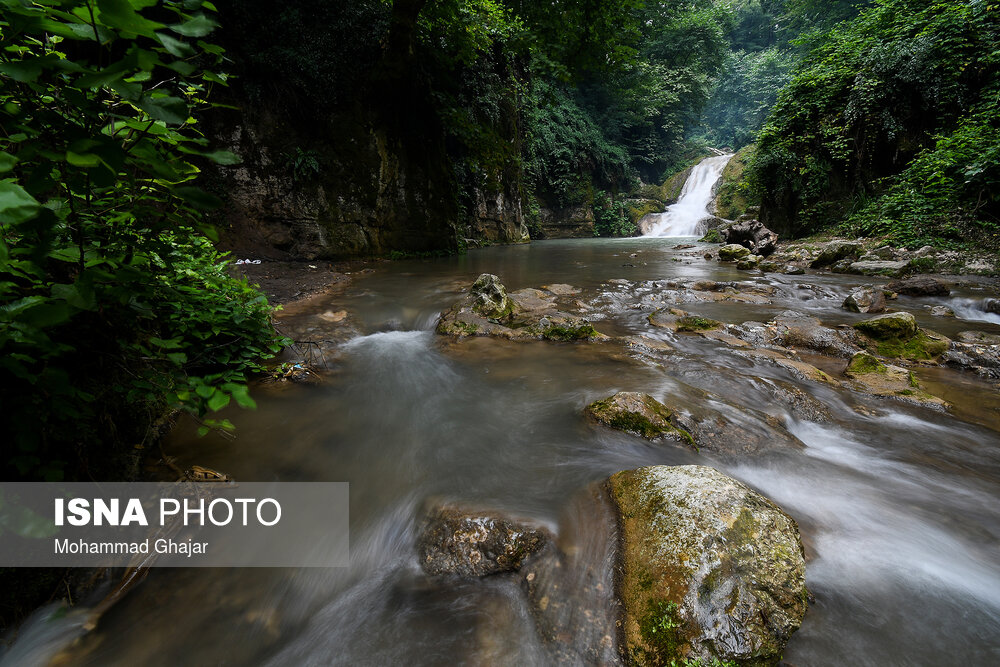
[
  {"xmin": 927, "ymin": 305, "xmax": 955, "ymax": 317},
  {"xmin": 885, "ymin": 276, "xmax": 950, "ymax": 297},
  {"xmin": 718, "ymin": 244, "xmax": 752, "ymax": 261},
  {"xmin": 845, "ymin": 353, "xmax": 948, "ymax": 408},
  {"xmin": 843, "ymin": 286, "xmax": 886, "ymax": 314},
  {"xmin": 584, "ymin": 392, "xmax": 693, "ymax": 444},
  {"xmin": 736, "ymin": 255, "xmax": 762, "ymax": 270},
  {"xmin": 984, "ymin": 298, "xmax": 1000, "ymax": 315},
  {"xmin": 784, "ymin": 265, "xmax": 805, "ymax": 275},
  {"xmin": 417, "ymin": 502, "xmax": 549, "ymax": 577},
  {"xmin": 956, "ymin": 330, "xmax": 1000, "ymax": 345}
]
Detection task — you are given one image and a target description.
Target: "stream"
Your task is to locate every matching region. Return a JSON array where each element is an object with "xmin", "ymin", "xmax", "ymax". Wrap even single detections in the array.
[{"xmin": 4, "ymin": 239, "xmax": 1000, "ymax": 666}]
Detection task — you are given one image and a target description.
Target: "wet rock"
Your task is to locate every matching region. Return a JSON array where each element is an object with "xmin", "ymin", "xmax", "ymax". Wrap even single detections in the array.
[
  {"xmin": 584, "ymin": 392, "xmax": 694, "ymax": 445},
  {"xmin": 845, "ymin": 353, "xmax": 948, "ymax": 408},
  {"xmin": 676, "ymin": 315, "xmax": 723, "ymax": 333},
  {"xmin": 608, "ymin": 465, "xmax": 807, "ymax": 667},
  {"xmin": 810, "ymin": 241, "xmax": 862, "ymax": 268},
  {"xmin": 438, "ymin": 277, "xmax": 606, "ymax": 342},
  {"xmin": 984, "ymin": 298, "xmax": 1000, "ymax": 315},
  {"xmin": 784, "ymin": 265, "xmax": 805, "ymax": 275},
  {"xmin": 471, "ymin": 273, "xmax": 515, "ymax": 320},
  {"xmin": 542, "ymin": 283, "xmax": 581, "ymax": 296},
  {"xmin": 774, "ymin": 313, "xmax": 861, "ymax": 358},
  {"xmin": 956, "ymin": 330, "xmax": 1000, "ymax": 345},
  {"xmin": 417, "ymin": 502, "xmax": 549, "ymax": 577},
  {"xmin": 854, "ymin": 312, "xmax": 918, "ymax": 339},
  {"xmin": 736, "ymin": 255, "xmax": 762, "ymax": 270},
  {"xmin": 762, "ymin": 380, "xmax": 833, "ymax": 423},
  {"xmin": 885, "ymin": 276, "xmax": 950, "ymax": 297},
  {"xmin": 927, "ymin": 305, "xmax": 955, "ymax": 318},
  {"xmin": 718, "ymin": 244, "xmax": 752, "ymax": 261},
  {"xmin": 698, "ymin": 229, "xmax": 724, "ymax": 243},
  {"xmin": 943, "ymin": 343, "xmax": 1000, "ymax": 379},
  {"xmin": 848, "ymin": 260, "xmax": 910, "ymax": 277},
  {"xmin": 843, "ymin": 286, "xmax": 886, "ymax": 314},
  {"xmin": 722, "ymin": 220, "xmax": 779, "ymax": 257},
  {"xmin": 647, "ymin": 307, "xmax": 688, "ymax": 330},
  {"xmin": 852, "ymin": 312, "xmax": 950, "ymax": 361}
]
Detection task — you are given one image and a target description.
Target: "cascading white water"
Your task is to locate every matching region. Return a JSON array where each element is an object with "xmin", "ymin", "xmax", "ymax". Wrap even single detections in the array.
[{"xmin": 645, "ymin": 153, "xmax": 733, "ymax": 237}]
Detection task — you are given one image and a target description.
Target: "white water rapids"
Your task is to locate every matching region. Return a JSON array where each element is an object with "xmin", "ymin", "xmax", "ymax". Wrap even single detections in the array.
[{"xmin": 645, "ymin": 153, "xmax": 733, "ymax": 237}]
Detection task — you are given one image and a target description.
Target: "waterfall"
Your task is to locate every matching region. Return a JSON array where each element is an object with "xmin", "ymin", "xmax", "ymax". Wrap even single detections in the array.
[{"xmin": 645, "ymin": 153, "xmax": 733, "ymax": 237}]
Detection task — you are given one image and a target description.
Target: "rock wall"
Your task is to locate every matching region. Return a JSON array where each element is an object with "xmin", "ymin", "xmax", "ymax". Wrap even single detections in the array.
[
  {"xmin": 536, "ymin": 204, "xmax": 595, "ymax": 239},
  {"xmin": 209, "ymin": 107, "xmax": 530, "ymax": 260}
]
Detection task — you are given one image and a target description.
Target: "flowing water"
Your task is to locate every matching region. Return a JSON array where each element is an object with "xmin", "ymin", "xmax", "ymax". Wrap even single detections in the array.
[
  {"xmin": 4, "ymin": 239, "xmax": 1000, "ymax": 666},
  {"xmin": 645, "ymin": 154, "xmax": 733, "ymax": 237}
]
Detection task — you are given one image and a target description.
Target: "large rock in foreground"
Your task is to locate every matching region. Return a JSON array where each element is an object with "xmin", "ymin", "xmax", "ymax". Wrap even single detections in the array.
[
  {"xmin": 609, "ymin": 466, "xmax": 807, "ymax": 666},
  {"xmin": 417, "ymin": 502, "xmax": 549, "ymax": 577},
  {"xmin": 853, "ymin": 312, "xmax": 950, "ymax": 361}
]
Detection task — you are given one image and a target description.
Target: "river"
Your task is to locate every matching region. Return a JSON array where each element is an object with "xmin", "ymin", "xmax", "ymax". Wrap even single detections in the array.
[{"xmin": 4, "ymin": 239, "xmax": 1000, "ymax": 666}]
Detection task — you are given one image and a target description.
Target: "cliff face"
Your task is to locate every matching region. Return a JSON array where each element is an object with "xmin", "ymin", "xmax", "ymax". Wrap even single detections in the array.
[{"xmin": 208, "ymin": 1, "xmax": 529, "ymax": 261}]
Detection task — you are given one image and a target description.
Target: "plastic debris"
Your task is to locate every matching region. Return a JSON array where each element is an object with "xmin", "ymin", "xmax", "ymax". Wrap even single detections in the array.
[{"xmin": 235, "ymin": 259, "xmax": 262, "ymax": 265}]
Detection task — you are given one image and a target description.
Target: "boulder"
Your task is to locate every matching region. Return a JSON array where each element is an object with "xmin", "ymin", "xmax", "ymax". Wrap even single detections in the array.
[
  {"xmin": 718, "ymin": 244, "xmax": 752, "ymax": 261},
  {"xmin": 417, "ymin": 502, "xmax": 549, "ymax": 577},
  {"xmin": 608, "ymin": 465, "xmax": 807, "ymax": 666},
  {"xmin": 843, "ymin": 286, "xmax": 886, "ymax": 314},
  {"xmin": 845, "ymin": 353, "xmax": 948, "ymax": 408},
  {"xmin": 885, "ymin": 276, "xmax": 950, "ymax": 297},
  {"xmin": 853, "ymin": 312, "xmax": 918, "ymax": 340},
  {"xmin": 943, "ymin": 343, "xmax": 1000, "ymax": 380},
  {"xmin": 774, "ymin": 313, "xmax": 861, "ymax": 358},
  {"xmin": 722, "ymin": 220, "xmax": 778, "ymax": 257},
  {"xmin": 984, "ymin": 298, "xmax": 1000, "ymax": 315},
  {"xmin": 736, "ymin": 255, "xmax": 762, "ymax": 270},
  {"xmin": 809, "ymin": 241, "xmax": 862, "ymax": 268},
  {"xmin": 584, "ymin": 392, "xmax": 694, "ymax": 445},
  {"xmin": 471, "ymin": 273, "xmax": 515, "ymax": 320},
  {"xmin": 848, "ymin": 260, "xmax": 910, "ymax": 277}
]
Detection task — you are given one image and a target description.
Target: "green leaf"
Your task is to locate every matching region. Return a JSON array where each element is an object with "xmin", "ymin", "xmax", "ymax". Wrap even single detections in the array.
[
  {"xmin": 228, "ymin": 384, "xmax": 257, "ymax": 410},
  {"xmin": 97, "ymin": 0, "xmax": 165, "ymax": 38},
  {"xmin": 200, "ymin": 150, "xmax": 241, "ymax": 165},
  {"xmin": 0, "ymin": 181, "xmax": 42, "ymax": 223},
  {"xmin": 173, "ymin": 186, "xmax": 222, "ymax": 209},
  {"xmin": 155, "ymin": 32, "xmax": 195, "ymax": 57},
  {"xmin": 0, "ymin": 152, "xmax": 17, "ymax": 174},
  {"xmin": 65, "ymin": 151, "xmax": 103, "ymax": 168},
  {"xmin": 170, "ymin": 14, "xmax": 217, "ymax": 38},
  {"xmin": 207, "ymin": 389, "xmax": 230, "ymax": 412},
  {"xmin": 149, "ymin": 336, "xmax": 183, "ymax": 349},
  {"xmin": 135, "ymin": 95, "xmax": 188, "ymax": 125},
  {"xmin": 166, "ymin": 352, "xmax": 187, "ymax": 364}
]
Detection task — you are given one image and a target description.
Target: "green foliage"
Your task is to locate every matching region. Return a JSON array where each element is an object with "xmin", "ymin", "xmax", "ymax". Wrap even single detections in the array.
[
  {"xmin": 0, "ymin": 0, "xmax": 285, "ymax": 481},
  {"xmin": 592, "ymin": 190, "xmax": 636, "ymax": 237},
  {"xmin": 284, "ymin": 147, "xmax": 322, "ymax": 183},
  {"xmin": 747, "ymin": 0, "xmax": 1000, "ymax": 245}
]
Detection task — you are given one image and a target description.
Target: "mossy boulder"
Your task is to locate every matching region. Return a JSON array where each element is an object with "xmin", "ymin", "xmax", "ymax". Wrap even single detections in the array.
[
  {"xmin": 676, "ymin": 316, "xmax": 723, "ymax": 332},
  {"xmin": 699, "ymin": 228, "xmax": 724, "ymax": 243},
  {"xmin": 585, "ymin": 392, "xmax": 693, "ymax": 445},
  {"xmin": 471, "ymin": 273, "xmax": 515, "ymax": 320},
  {"xmin": 852, "ymin": 312, "xmax": 950, "ymax": 361},
  {"xmin": 854, "ymin": 312, "xmax": 918, "ymax": 339},
  {"xmin": 845, "ymin": 353, "xmax": 949, "ymax": 408},
  {"xmin": 718, "ymin": 244, "xmax": 751, "ymax": 261},
  {"xmin": 608, "ymin": 465, "xmax": 807, "ymax": 666}
]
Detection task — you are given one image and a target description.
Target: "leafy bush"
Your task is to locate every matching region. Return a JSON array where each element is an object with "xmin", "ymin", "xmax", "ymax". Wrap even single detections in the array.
[
  {"xmin": 0, "ymin": 0, "xmax": 284, "ymax": 481},
  {"xmin": 747, "ymin": 0, "xmax": 1000, "ymax": 243},
  {"xmin": 593, "ymin": 190, "xmax": 637, "ymax": 237}
]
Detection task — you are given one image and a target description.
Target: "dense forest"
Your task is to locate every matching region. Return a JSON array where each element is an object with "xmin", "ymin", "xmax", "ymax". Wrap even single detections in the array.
[{"xmin": 1, "ymin": 0, "xmax": 997, "ymax": 476}]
